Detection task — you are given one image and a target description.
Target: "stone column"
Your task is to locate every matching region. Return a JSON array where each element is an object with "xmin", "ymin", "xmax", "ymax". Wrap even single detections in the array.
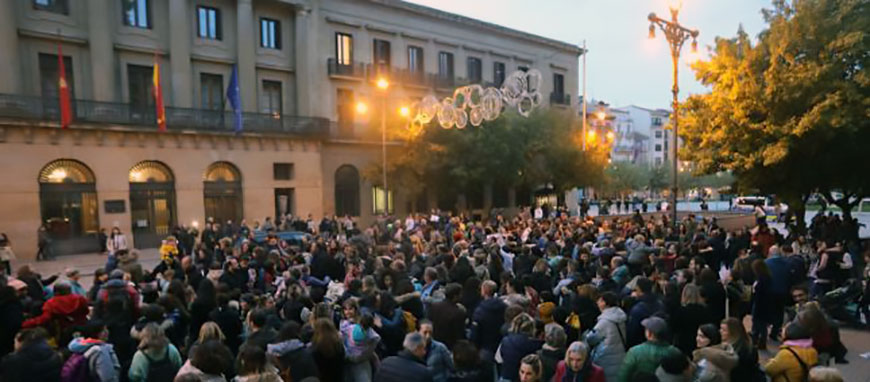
[
  {"xmin": 294, "ymin": 6, "xmax": 313, "ymax": 116},
  {"xmin": 169, "ymin": 0, "xmax": 192, "ymax": 107},
  {"xmin": 236, "ymin": 0, "xmax": 256, "ymax": 112},
  {"xmin": 0, "ymin": 1, "xmax": 20, "ymax": 94},
  {"xmin": 87, "ymin": 0, "xmax": 116, "ymax": 101}
]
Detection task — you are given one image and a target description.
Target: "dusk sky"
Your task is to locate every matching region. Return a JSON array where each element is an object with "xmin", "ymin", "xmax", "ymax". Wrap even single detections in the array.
[{"xmin": 405, "ymin": 0, "xmax": 770, "ymax": 109}]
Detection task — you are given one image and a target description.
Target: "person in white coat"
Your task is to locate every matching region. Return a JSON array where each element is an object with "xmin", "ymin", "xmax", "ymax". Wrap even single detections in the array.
[
  {"xmin": 585, "ymin": 291, "xmax": 627, "ymax": 382},
  {"xmin": 105, "ymin": 226, "xmax": 128, "ymax": 271}
]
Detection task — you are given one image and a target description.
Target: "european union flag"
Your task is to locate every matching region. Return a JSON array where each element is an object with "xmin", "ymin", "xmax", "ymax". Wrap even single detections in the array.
[{"xmin": 226, "ymin": 64, "xmax": 242, "ymax": 133}]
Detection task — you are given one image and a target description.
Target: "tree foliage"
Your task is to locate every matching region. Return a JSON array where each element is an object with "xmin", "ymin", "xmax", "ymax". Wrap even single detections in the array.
[
  {"xmin": 375, "ymin": 109, "xmax": 607, "ymax": 201},
  {"xmin": 681, "ymin": 0, "xmax": 870, "ymax": 224}
]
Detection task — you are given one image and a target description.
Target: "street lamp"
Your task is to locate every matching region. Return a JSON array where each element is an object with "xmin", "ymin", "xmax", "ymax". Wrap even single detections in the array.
[{"xmin": 648, "ymin": 3, "xmax": 699, "ymax": 229}]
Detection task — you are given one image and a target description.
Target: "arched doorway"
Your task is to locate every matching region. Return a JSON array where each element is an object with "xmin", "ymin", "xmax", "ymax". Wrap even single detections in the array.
[
  {"xmin": 203, "ymin": 161, "xmax": 243, "ymax": 225},
  {"xmin": 129, "ymin": 161, "xmax": 176, "ymax": 248},
  {"xmin": 335, "ymin": 165, "xmax": 360, "ymax": 216},
  {"xmin": 38, "ymin": 159, "xmax": 100, "ymax": 255}
]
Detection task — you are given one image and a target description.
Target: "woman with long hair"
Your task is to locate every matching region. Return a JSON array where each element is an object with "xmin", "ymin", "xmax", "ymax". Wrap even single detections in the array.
[
  {"xmin": 750, "ymin": 259, "xmax": 775, "ymax": 350},
  {"xmin": 672, "ymin": 283, "xmax": 713, "ymax": 355},
  {"xmin": 693, "ymin": 323, "xmax": 737, "ymax": 382},
  {"xmin": 518, "ymin": 353, "xmax": 544, "ymax": 382},
  {"xmin": 128, "ymin": 323, "xmax": 183, "ymax": 382},
  {"xmin": 189, "ymin": 279, "xmax": 217, "ymax": 344},
  {"xmin": 496, "ymin": 313, "xmax": 543, "ymax": 381},
  {"xmin": 310, "ymin": 318, "xmax": 345, "ymax": 382},
  {"xmin": 233, "ymin": 345, "xmax": 281, "ymax": 382},
  {"xmin": 720, "ymin": 317, "xmax": 763, "ymax": 382}
]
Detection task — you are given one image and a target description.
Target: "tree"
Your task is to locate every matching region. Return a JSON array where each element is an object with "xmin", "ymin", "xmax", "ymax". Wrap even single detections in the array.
[
  {"xmin": 376, "ymin": 109, "xmax": 607, "ymax": 210},
  {"xmin": 681, "ymin": 0, "xmax": 870, "ymax": 231},
  {"xmin": 601, "ymin": 163, "xmax": 648, "ymax": 197}
]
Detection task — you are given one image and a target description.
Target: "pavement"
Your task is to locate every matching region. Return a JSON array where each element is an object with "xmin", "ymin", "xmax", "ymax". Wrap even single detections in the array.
[{"xmin": 12, "ymin": 248, "xmax": 162, "ymax": 289}]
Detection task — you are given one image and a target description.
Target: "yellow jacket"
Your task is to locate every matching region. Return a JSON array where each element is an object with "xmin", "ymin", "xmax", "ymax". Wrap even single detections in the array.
[{"xmin": 763, "ymin": 344, "xmax": 818, "ymax": 382}]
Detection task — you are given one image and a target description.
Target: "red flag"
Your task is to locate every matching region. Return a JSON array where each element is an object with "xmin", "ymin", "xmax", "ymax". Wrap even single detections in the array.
[
  {"xmin": 152, "ymin": 56, "xmax": 166, "ymax": 132},
  {"xmin": 57, "ymin": 44, "xmax": 72, "ymax": 129}
]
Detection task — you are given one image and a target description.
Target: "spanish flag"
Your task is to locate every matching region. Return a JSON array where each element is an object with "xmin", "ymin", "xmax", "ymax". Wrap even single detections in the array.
[
  {"xmin": 153, "ymin": 56, "xmax": 166, "ymax": 132},
  {"xmin": 57, "ymin": 44, "xmax": 72, "ymax": 129}
]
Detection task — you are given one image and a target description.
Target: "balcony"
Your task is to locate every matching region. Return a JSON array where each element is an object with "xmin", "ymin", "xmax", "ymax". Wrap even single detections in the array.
[
  {"xmin": 327, "ymin": 58, "xmax": 366, "ymax": 79},
  {"xmin": 0, "ymin": 93, "xmax": 330, "ymax": 137},
  {"xmin": 434, "ymin": 75, "xmax": 455, "ymax": 90},
  {"xmin": 395, "ymin": 69, "xmax": 432, "ymax": 88},
  {"xmin": 550, "ymin": 92, "xmax": 570, "ymax": 106}
]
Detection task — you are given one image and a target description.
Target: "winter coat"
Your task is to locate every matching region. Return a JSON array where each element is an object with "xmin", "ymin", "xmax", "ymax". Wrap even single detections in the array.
[
  {"xmin": 587, "ymin": 306, "xmax": 627, "ymax": 382},
  {"xmin": 496, "ymin": 333, "xmax": 543, "ymax": 381},
  {"xmin": 692, "ymin": 344, "xmax": 738, "ymax": 382},
  {"xmin": 0, "ymin": 295, "xmax": 23, "ymax": 359},
  {"xmin": 375, "ymin": 350, "xmax": 434, "ymax": 382},
  {"xmin": 128, "ymin": 344, "xmax": 183, "ymax": 382},
  {"xmin": 626, "ymin": 294, "xmax": 662, "ymax": 347},
  {"xmin": 22, "ymin": 293, "xmax": 89, "ymax": 334},
  {"xmin": 537, "ymin": 346, "xmax": 564, "ymax": 382},
  {"xmin": 176, "ymin": 360, "xmax": 228, "ymax": 382},
  {"xmin": 763, "ymin": 342, "xmax": 818, "ymax": 382},
  {"xmin": 424, "ymin": 339, "xmax": 454, "ymax": 382},
  {"xmin": 232, "ymin": 371, "xmax": 283, "ymax": 382},
  {"xmin": 107, "ymin": 234, "xmax": 128, "ymax": 254},
  {"xmin": 618, "ymin": 341, "xmax": 682, "ymax": 382},
  {"xmin": 267, "ymin": 339, "xmax": 320, "ymax": 382},
  {"xmin": 68, "ymin": 337, "xmax": 122, "ymax": 382},
  {"xmin": 428, "ymin": 300, "xmax": 466, "ymax": 349},
  {"xmin": 471, "ymin": 297, "xmax": 506, "ymax": 353},
  {"xmin": 671, "ymin": 303, "xmax": 714, "ymax": 355},
  {"xmin": 0, "ymin": 341, "xmax": 62, "ymax": 382},
  {"xmin": 552, "ymin": 360, "xmax": 606, "ymax": 382},
  {"xmin": 117, "ymin": 250, "xmax": 144, "ymax": 283},
  {"xmin": 751, "ymin": 276, "xmax": 776, "ymax": 322}
]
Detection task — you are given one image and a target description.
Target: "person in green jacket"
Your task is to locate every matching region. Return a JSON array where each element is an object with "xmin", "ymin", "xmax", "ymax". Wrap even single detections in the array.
[
  {"xmin": 128, "ymin": 323, "xmax": 183, "ymax": 382},
  {"xmin": 618, "ymin": 316, "xmax": 682, "ymax": 382}
]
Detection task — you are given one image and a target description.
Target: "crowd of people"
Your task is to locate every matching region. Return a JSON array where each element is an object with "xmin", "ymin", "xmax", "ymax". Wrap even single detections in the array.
[{"xmin": 0, "ymin": 207, "xmax": 866, "ymax": 382}]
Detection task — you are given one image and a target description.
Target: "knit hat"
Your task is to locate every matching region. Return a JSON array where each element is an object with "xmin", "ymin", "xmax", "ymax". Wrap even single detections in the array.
[
  {"xmin": 538, "ymin": 302, "xmax": 556, "ymax": 324},
  {"xmin": 109, "ymin": 269, "xmax": 125, "ymax": 280}
]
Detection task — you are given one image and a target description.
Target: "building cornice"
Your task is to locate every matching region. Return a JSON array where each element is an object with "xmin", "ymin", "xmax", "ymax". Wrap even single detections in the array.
[
  {"xmin": 367, "ymin": 0, "xmax": 584, "ymax": 55},
  {"xmin": 18, "ymin": 29, "xmax": 88, "ymax": 45}
]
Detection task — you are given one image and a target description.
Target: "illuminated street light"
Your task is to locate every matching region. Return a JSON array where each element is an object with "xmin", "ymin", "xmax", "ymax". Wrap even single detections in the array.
[
  {"xmin": 398, "ymin": 106, "xmax": 410, "ymax": 118},
  {"xmin": 355, "ymin": 101, "xmax": 368, "ymax": 114},
  {"xmin": 376, "ymin": 78, "xmax": 389, "ymax": 90}
]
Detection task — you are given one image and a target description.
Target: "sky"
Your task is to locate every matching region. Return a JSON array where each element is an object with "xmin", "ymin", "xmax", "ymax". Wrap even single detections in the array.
[{"xmin": 404, "ymin": 0, "xmax": 770, "ymax": 109}]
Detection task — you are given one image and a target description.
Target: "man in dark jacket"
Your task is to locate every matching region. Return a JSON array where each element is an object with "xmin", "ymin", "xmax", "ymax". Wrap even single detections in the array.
[
  {"xmin": 471, "ymin": 280, "xmax": 506, "ymax": 354},
  {"xmin": 427, "ymin": 283, "xmax": 466, "ymax": 349},
  {"xmin": 375, "ymin": 332, "xmax": 434, "ymax": 382},
  {"xmin": 242, "ymin": 309, "xmax": 277, "ymax": 351},
  {"xmin": 626, "ymin": 277, "xmax": 662, "ymax": 347},
  {"xmin": 0, "ymin": 328, "xmax": 62, "ymax": 382}
]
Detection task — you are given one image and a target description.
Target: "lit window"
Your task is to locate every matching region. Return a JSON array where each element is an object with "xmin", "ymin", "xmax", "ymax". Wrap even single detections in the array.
[
  {"xmin": 372, "ymin": 186, "xmax": 393, "ymax": 214},
  {"xmin": 122, "ymin": 0, "xmax": 151, "ymax": 28},
  {"xmin": 336, "ymin": 33, "xmax": 353, "ymax": 65},
  {"xmin": 197, "ymin": 6, "xmax": 221, "ymax": 40},
  {"xmin": 260, "ymin": 18, "xmax": 280, "ymax": 49}
]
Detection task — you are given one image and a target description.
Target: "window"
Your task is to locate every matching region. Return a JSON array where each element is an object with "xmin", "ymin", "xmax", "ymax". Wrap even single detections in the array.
[
  {"xmin": 493, "ymin": 62, "xmax": 505, "ymax": 86},
  {"xmin": 652, "ymin": 117, "xmax": 663, "ymax": 126},
  {"xmin": 655, "ymin": 144, "xmax": 662, "ymax": 152},
  {"xmin": 654, "ymin": 130, "xmax": 662, "ymax": 138},
  {"xmin": 467, "ymin": 57, "xmax": 482, "ymax": 83},
  {"xmin": 39, "ymin": 53, "xmax": 75, "ymax": 100},
  {"xmin": 275, "ymin": 188, "xmax": 295, "ymax": 218},
  {"xmin": 260, "ymin": 18, "xmax": 280, "ymax": 49},
  {"xmin": 261, "ymin": 80, "xmax": 282, "ymax": 115},
  {"xmin": 438, "ymin": 52, "xmax": 454, "ymax": 79},
  {"xmin": 408, "ymin": 46, "xmax": 423, "ymax": 74},
  {"xmin": 200, "ymin": 73, "xmax": 223, "ymax": 110},
  {"xmin": 273, "ymin": 163, "xmax": 294, "ymax": 180},
  {"xmin": 33, "ymin": 0, "xmax": 68, "ymax": 14},
  {"xmin": 553, "ymin": 73, "xmax": 565, "ymax": 97},
  {"xmin": 122, "ymin": 0, "xmax": 151, "ymax": 28},
  {"xmin": 336, "ymin": 33, "xmax": 353, "ymax": 65},
  {"xmin": 197, "ymin": 6, "xmax": 221, "ymax": 40},
  {"xmin": 664, "ymin": 140, "xmax": 669, "ymax": 150},
  {"xmin": 127, "ymin": 65, "xmax": 154, "ymax": 110},
  {"xmin": 373, "ymin": 39, "xmax": 391, "ymax": 74},
  {"xmin": 372, "ymin": 186, "xmax": 394, "ymax": 215},
  {"xmin": 336, "ymin": 89, "xmax": 354, "ymax": 136}
]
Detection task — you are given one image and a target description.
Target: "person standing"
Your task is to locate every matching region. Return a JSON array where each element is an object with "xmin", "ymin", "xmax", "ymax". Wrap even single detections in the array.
[
  {"xmin": 587, "ymin": 292, "xmax": 626, "ymax": 382},
  {"xmin": 618, "ymin": 317, "xmax": 682, "ymax": 382},
  {"xmin": 375, "ymin": 332, "xmax": 435, "ymax": 382},
  {"xmin": 419, "ymin": 320, "xmax": 454, "ymax": 382},
  {"xmin": 0, "ymin": 328, "xmax": 62, "ymax": 382},
  {"xmin": 106, "ymin": 226, "xmax": 128, "ymax": 272},
  {"xmin": 66, "ymin": 320, "xmax": 123, "ymax": 382},
  {"xmin": 128, "ymin": 323, "xmax": 183, "ymax": 382},
  {"xmin": 551, "ymin": 341, "xmax": 606, "ymax": 382}
]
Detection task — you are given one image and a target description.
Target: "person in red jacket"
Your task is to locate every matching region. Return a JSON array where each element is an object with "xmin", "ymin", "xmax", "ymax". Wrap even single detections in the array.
[
  {"xmin": 552, "ymin": 341, "xmax": 606, "ymax": 382},
  {"xmin": 21, "ymin": 281, "xmax": 89, "ymax": 344}
]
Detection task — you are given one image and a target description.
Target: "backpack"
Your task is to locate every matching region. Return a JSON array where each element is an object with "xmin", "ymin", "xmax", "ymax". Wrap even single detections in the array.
[
  {"xmin": 402, "ymin": 310, "xmax": 417, "ymax": 333},
  {"xmin": 60, "ymin": 353, "xmax": 90, "ymax": 382},
  {"xmin": 143, "ymin": 348, "xmax": 180, "ymax": 382}
]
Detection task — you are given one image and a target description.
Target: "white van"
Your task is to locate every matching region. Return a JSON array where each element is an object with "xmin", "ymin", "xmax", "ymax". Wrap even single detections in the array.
[{"xmin": 731, "ymin": 196, "xmax": 787, "ymax": 216}]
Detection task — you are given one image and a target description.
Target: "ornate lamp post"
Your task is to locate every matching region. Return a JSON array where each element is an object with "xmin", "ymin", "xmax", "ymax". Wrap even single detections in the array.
[{"xmin": 648, "ymin": 3, "xmax": 698, "ymax": 228}]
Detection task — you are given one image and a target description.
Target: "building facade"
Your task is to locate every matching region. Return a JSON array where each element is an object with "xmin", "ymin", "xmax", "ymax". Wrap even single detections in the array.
[
  {"xmin": 0, "ymin": 0, "xmax": 581, "ymax": 258},
  {"xmin": 613, "ymin": 105, "xmax": 671, "ymax": 168}
]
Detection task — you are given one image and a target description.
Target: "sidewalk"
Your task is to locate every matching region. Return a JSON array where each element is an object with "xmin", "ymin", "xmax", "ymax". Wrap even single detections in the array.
[{"xmin": 12, "ymin": 248, "xmax": 162, "ymax": 285}]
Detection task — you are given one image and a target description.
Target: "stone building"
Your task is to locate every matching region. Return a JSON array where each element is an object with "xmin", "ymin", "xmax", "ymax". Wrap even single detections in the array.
[{"xmin": 0, "ymin": 0, "xmax": 581, "ymax": 258}]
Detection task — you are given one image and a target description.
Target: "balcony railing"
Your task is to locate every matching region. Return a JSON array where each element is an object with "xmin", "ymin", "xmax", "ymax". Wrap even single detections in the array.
[
  {"xmin": 550, "ymin": 92, "xmax": 570, "ymax": 105},
  {"xmin": 0, "ymin": 94, "xmax": 330, "ymax": 137},
  {"xmin": 434, "ymin": 75, "xmax": 455, "ymax": 89},
  {"xmin": 327, "ymin": 58, "xmax": 366, "ymax": 78}
]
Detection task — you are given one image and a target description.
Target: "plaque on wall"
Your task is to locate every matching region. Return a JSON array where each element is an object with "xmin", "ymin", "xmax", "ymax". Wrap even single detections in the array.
[{"xmin": 104, "ymin": 200, "xmax": 126, "ymax": 214}]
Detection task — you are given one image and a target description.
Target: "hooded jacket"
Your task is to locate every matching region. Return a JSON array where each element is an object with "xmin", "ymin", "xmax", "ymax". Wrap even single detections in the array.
[
  {"xmin": 68, "ymin": 337, "xmax": 122, "ymax": 382},
  {"xmin": 588, "ymin": 306, "xmax": 627, "ymax": 382},
  {"xmin": 0, "ymin": 341, "xmax": 63, "ymax": 382},
  {"xmin": 267, "ymin": 339, "xmax": 319, "ymax": 382},
  {"xmin": 22, "ymin": 293, "xmax": 89, "ymax": 331}
]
